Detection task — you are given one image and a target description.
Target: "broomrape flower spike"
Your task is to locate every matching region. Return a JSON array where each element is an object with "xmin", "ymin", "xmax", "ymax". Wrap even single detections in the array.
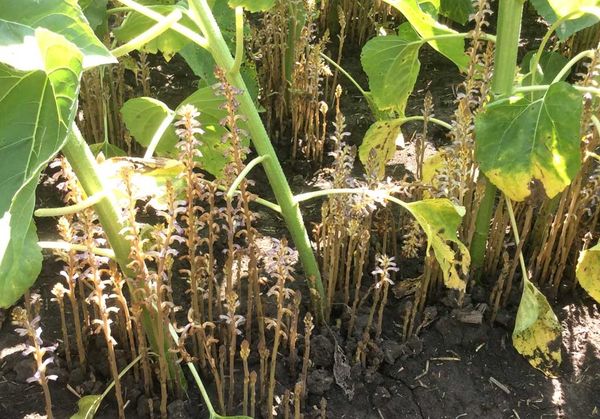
[{"xmin": 12, "ymin": 307, "xmax": 57, "ymax": 419}]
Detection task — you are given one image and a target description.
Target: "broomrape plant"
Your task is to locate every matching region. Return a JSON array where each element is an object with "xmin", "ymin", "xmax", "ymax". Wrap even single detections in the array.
[{"xmin": 0, "ymin": 0, "xmax": 599, "ymax": 418}]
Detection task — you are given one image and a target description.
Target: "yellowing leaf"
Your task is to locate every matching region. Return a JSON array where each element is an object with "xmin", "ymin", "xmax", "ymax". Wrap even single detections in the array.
[
  {"xmin": 421, "ymin": 149, "xmax": 447, "ymax": 194},
  {"xmin": 576, "ymin": 242, "xmax": 600, "ymax": 303},
  {"xmin": 403, "ymin": 199, "xmax": 469, "ymax": 291},
  {"xmin": 513, "ymin": 279, "xmax": 562, "ymax": 376},
  {"xmin": 359, "ymin": 119, "xmax": 405, "ymax": 179},
  {"xmin": 475, "ymin": 82, "xmax": 582, "ymax": 202}
]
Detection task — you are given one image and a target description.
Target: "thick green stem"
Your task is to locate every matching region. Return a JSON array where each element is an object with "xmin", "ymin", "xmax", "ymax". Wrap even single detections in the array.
[
  {"xmin": 62, "ymin": 124, "xmax": 184, "ymax": 385},
  {"xmin": 470, "ymin": 0, "xmax": 525, "ymax": 280},
  {"xmin": 187, "ymin": 0, "xmax": 325, "ymax": 318}
]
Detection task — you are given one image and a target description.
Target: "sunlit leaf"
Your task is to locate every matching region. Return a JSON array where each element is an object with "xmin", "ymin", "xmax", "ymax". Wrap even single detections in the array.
[
  {"xmin": 121, "ymin": 97, "xmax": 178, "ymax": 155},
  {"xmin": 0, "ymin": 21, "xmax": 83, "ymax": 307},
  {"xmin": 0, "ymin": 0, "xmax": 115, "ymax": 68},
  {"xmin": 475, "ymin": 82, "xmax": 582, "ymax": 202},
  {"xmin": 576, "ymin": 242, "xmax": 600, "ymax": 303},
  {"xmin": 361, "ymin": 23, "xmax": 421, "ymax": 113},
  {"xmin": 403, "ymin": 199, "xmax": 469, "ymax": 291},
  {"xmin": 98, "ymin": 157, "xmax": 185, "ymax": 210},
  {"xmin": 228, "ymin": 0, "xmax": 276, "ymax": 12},
  {"xmin": 358, "ymin": 119, "xmax": 405, "ymax": 178},
  {"xmin": 179, "ymin": 43, "xmax": 260, "ymax": 102},
  {"xmin": 513, "ymin": 279, "xmax": 562, "ymax": 376},
  {"xmin": 121, "ymin": 87, "xmax": 237, "ymax": 177},
  {"xmin": 382, "ymin": 0, "xmax": 469, "ymax": 70},
  {"xmin": 70, "ymin": 395, "xmax": 103, "ymax": 419},
  {"xmin": 114, "ymin": 5, "xmax": 196, "ymax": 60},
  {"xmin": 530, "ymin": 0, "xmax": 600, "ymax": 40}
]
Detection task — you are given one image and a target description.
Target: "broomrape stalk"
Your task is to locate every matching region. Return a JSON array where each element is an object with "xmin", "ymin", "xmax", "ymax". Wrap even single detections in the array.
[
  {"xmin": 50, "ymin": 283, "xmax": 71, "ymax": 370},
  {"xmin": 265, "ymin": 240, "xmax": 296, "ymax": 418},
  {"xmin": 150, "ymin": 181, "xmax": 183, "ymax": 419},
  {"xmin": 300, "ymin": 312, "xmax": 314, "ymax": 404},
  {"xmin": 56, "ymin": 216, "xmax": 87, "ymax": 371},
  {"xmin": 110, "ymin": 262, "xmax": 139, "ymax": 382},
  {"xmin": 250, "ymin": 370, "xmax": 257, "ymax": 418},
  {"xmin": 240, "ymin": 340, "xmax": 250, "ymax": 416},
  {"xmin": 289, "ymin": 293, "xmax": 301, "ymax": 377},
  {"xmin": 12, "ymin": 307, "xmax": 57, "ymax": 419},
  {"xmin": 61, "ymin": 125, "xmax": 183, "ymax": 384},
  {"xmin": 185, "ymin": 0, "xmax": 326, "ymax": 316},
  {"xmin": 176, "ymin": 104, "xmax": 206, "ymax": 364},
  {"xmin": 294, "ymin": 381, "xmax": 303, "ymax": 419},
  {"xmin": 82, "ymin": 208, "xmax": 125, "ymax": 419}
]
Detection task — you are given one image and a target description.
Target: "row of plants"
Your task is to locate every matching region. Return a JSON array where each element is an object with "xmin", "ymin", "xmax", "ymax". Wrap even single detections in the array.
[{"xmin": 0, "ymin": 0, "xmax": 598, "ymax": 417}]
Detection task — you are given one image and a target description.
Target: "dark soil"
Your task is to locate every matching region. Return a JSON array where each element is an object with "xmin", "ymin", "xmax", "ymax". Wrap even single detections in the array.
[
  {"xmin": 2, "ymin": 254, "xmax": 599, "ymax": 419},
  {"xmin": 1, "ymin": 6, "xmax": 599, "ymax": 419}
]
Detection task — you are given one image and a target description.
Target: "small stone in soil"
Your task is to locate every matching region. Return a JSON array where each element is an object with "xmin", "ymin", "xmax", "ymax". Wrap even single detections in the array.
[
  {"xmin": 311, "ymin": 335, "xmax": 334, "ymax": 368},
  {"xmin": 137, "ymin": 395, "xmax": 151, "ymax": 418},
  {"xmin": 167, "ymin": 400, "xmax": 191, "ymax": 419},
  {"xmin": 462, "ymin": 324, "xmax": 490, "ymax": 347},
  {"xmin": 68, "ymin": 367, "xmax": 86, "ymax": 386},
  {"xmin": 382, "ymin": 340, "xmax": 405, "ymax": 364},
  {"xmin": 307, "ymin": 369, "xmax": 333, "ymax": 396},
  {"xmin": 434, "ymin": 316, "xmax": 464, "ymax": 347},
  {"xmin": 364, "ymin": 370, "xmax": 384, "ymax": 386},
  {"xmin": 372, "ymin": 386, "xmax": 391, "ymax": 408},
  {"xmin": 13, "ymin": 358, "xmax": 36, "ymax": 383}
]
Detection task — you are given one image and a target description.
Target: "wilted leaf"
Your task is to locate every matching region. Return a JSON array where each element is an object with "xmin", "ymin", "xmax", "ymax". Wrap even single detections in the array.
[
  {"xmin": 475, "ymin": 82, "xmax": 582, "ymax": 202},
  {"xmin": 361, "ymin": 23, "xmax": 421, "ymax": 113},
  {"xmin": 513, "ymin": 279, "xmax": 562, "ymax": 376},
  {"xmin": 402, "ymin": 199, "xmax": 469, "ymax": 291},
  {"xmin": 0, "ymin": 22, "xmax": 83, "ymax": 307},
  {"xmin": 0, "ymin": 0, "xmax": 115, "ymax": 68},
  {"xmin": 70, "ymin": 395, "xmax": 102, "ymax": 419},
  {"xmin": 228, "ymin": 0, "xmax": 275, "ymax": 12},
  {"xmin": 358, "ymin": 119, "xmax": 405, "ymax": 178},
  {"xmin": 530, "ymin": 0, "xmax": 600, "ymax": 40},
  {"xmin": 576, "ymin": 242, "xmax": 600, "ymax": 303},
  {"xmin": 383, "ymin": 0, "xmax": 469, "ymax": 71}
]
